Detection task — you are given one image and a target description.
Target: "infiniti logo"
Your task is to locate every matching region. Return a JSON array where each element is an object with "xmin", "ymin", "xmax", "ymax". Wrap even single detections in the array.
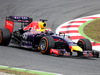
[{"xmin": 7, "ymin": 22, "xmax": 13, "ymax": 26}]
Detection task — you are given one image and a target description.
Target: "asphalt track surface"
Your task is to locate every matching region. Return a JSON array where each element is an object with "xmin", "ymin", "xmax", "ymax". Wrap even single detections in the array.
[{"xmin": 0, "ymin": 0, "xmax": 100, "ymax": 75}]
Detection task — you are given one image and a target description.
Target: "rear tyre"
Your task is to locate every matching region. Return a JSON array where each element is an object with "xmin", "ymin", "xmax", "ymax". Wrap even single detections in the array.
[
  {"xmin": 39, "ymin": 36, "xmax": 55, "ymax": 54},
  {"xmin": 0, "ymin": 28, "xmax": 11, "ymax": 46}
]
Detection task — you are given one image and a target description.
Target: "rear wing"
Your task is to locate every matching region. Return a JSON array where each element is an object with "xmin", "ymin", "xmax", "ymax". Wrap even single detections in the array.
[
  {"xmin": 6, "ymin": 16, "xmax": 33, "ymax": 23},
  {"xmin": 5, "ymin": 16, "xmax": 33, "ymax": 33}
]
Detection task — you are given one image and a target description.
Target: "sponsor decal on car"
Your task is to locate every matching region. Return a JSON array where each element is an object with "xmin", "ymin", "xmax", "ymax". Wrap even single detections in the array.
[{"xmin": 5, "ymin": 20, "xmax": 14, "ymax": 33}]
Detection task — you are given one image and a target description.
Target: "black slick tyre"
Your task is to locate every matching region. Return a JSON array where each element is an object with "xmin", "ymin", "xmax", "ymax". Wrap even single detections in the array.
[
  {"xmin": 39, "ymin": 36, "xmax": 55, "ymax": 54},
  {"xmin": 77, "ymin": 39, "xmax": 92, "ymax": 51},
  {"xmin": 0, "ymin": 28, "xmax": 11, "ymax": 46}
]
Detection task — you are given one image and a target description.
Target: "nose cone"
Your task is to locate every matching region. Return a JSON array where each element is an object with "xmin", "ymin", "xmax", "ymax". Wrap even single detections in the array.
[{"xmin": 71, "ymin": 46, "xmax": 83, "ymax": 52}]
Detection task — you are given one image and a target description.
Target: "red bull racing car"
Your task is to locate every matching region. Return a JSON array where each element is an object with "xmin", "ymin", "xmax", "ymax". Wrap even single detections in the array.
[{"xmin": 0, "ymin": 16, "xmax": 99, "ymax": 58}]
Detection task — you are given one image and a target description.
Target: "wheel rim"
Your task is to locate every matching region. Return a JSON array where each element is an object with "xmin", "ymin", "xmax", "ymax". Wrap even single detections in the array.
[
  {"xmin": 40, "ymin": 39, "xmax": 47, "ymax": 51},
  {"xmin": 78, "ymin": 41, "xmax": 84, "ymax": 50}
]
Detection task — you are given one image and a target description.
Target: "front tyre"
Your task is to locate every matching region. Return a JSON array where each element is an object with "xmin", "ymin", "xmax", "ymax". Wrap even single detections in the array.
[
  {"xmin": 77, "ymin": 39, "xmax": 92, "ymax": 51},
  {"xmin": 77, "ymin": 39, "xmax": 92, "ymax": 56},
  {"xmin": 39, "ymin": 36, "xmax": 55, "ymax": 54}
]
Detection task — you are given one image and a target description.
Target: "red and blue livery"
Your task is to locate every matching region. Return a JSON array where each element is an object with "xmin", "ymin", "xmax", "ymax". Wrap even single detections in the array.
[{"xmin": 0, "ymin": 16, "xmax": 99, "ymax": 58}]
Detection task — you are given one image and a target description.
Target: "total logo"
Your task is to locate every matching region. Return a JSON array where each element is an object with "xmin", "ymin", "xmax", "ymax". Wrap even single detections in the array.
[
  {"xmin": 23, "ymin": 33, "xmax": 28, "ymax": 40},
  {"xmin": 7, "ymin": 22, "xmax": 13, "ymax": 27}
]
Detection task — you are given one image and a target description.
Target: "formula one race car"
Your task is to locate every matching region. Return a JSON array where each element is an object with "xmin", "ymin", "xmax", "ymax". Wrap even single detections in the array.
[{"xmin": 0, "ymin": 16, "xmax": 99, "ymax": 58}]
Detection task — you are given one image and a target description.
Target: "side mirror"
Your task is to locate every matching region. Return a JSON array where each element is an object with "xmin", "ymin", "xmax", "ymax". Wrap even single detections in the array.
[{"xmin": 68, "ymin": 36, "xmax": 70, "ymax": 38}]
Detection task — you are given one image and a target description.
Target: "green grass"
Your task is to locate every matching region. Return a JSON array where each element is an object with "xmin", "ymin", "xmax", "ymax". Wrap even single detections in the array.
[
  {"xmin": 0, "ymin": 68, "xmax": 38, "ymax": 75},
  {"xmin": 84, "ymin": 18, "xmax": 100, "ymax": 42},
  {"xmin": 0, "ymin": 66, "xmax": 58, "ymax": 75}
]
